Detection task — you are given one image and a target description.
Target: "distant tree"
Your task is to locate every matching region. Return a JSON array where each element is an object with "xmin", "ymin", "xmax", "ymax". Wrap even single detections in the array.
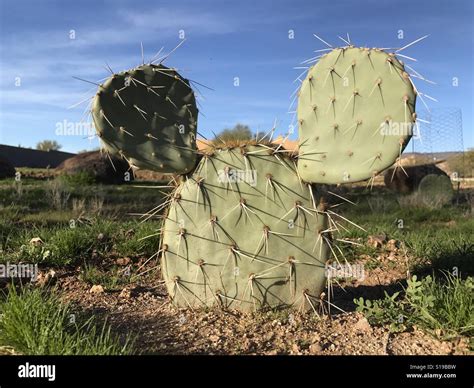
[
  {"xmin": 214, "ymin": 124, "xmax": 253, "ymax": 143},
  {"xmin": 36, "ymin": 140, "xmax": 62, "ymax": 152}
]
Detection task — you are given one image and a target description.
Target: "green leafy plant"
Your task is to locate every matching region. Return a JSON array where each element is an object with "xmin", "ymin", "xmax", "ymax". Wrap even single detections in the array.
[
  {"xmin": 354, "ymin": 291, "xmax": 406, "ymax": 333},
  {"xmin": 355, "ymin": 273, "xmax": 474, "ymax": 339},
  {"xmin": 36, "ymin": 140, "xmax": 62, "ymax": 152}
]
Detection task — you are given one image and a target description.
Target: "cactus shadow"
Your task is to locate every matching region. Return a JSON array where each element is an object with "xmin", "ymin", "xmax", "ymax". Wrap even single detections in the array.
[{"xmin": 330, "ymin": 279, "xmax": 408, "ymax": 314}]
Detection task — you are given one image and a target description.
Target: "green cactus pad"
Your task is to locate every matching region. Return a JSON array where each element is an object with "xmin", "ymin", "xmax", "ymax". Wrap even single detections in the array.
[
  {"xmin": 92, "ymin": 64, "xmax": 198, "ymax": 174},
  {"xmin": 297, "ymin": 47, "xmax": 417, "ymax": 184},
  {"xmin": 160, "ymin": 142, "xmax": 331, "ymax": 311}
]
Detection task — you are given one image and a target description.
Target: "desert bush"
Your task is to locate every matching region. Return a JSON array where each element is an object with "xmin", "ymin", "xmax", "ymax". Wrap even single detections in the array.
[{"xmin": 59, "ymin": 171, "xmax": 96, "ymax": 187}]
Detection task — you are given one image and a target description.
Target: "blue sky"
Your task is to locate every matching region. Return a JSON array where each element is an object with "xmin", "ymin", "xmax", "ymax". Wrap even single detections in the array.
[{"xmin": 0, "ymin": 0, "xmax": 472, "ymax": 153}]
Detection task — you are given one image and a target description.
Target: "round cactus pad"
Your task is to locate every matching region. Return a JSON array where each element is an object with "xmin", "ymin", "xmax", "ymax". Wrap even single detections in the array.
[
  {"xmin": 92, "ymin": 64, "xmax": 198, "ymax": 174},
  {"xmin": 297, "ymin": 47, "xmax": 417, "ymax": 184}
]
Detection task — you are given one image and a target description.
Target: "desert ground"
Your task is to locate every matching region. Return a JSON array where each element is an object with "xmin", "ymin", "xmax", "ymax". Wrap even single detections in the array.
[{"xmin": 0, "ymin": 167, "xmax": 472, "ymax": 355}]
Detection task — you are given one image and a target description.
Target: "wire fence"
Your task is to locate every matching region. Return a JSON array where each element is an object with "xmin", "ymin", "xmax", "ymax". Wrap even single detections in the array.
[
  {"xmin": 411, "ymin": 107, "xmax": 464, "ymax": 154},
  {"xmin": 407, "ymin": 107, "xmax": 469, "ymax": 178}
]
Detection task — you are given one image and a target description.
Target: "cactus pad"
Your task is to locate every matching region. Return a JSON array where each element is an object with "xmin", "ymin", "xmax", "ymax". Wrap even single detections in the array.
[
  {"xmin": 92, "ymin": 64, "xmax": 198, "ymax": 174},
  {"xmin": 160, "ymin": 142, "xmax": 331, "ymax": 311},
  {"xmin": 297, "ymin": 47, "xmax": 417, "ymax": 184}
]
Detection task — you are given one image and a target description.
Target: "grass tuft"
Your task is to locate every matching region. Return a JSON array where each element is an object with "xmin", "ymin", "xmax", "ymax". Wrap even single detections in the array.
[{"xmin": 0, "ymin": 286, "xmax": 134, "ymax": 355}]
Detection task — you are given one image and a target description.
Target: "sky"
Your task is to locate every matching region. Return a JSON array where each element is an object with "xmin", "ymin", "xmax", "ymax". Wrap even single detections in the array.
[{"xmin": 0, "ymin": 0, "xmax": 472, "ymax": 153}]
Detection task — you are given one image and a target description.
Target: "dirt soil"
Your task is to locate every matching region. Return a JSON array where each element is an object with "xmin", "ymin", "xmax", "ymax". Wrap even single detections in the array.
[{"xmin": 40, "ymin": 237, "xmax": 471, "ymax": 355}]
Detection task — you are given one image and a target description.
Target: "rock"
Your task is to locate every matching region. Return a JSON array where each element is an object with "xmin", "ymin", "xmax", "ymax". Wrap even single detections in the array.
[
  {"xmin": 209, "ymin": 335, "xmax": 220, "ymax": 343},
  {"xmin": 264, "ymin": 332, "xmax": 274, "ymax": 341},
  {"xmin": 353, "ymin": 316, "xmax": 372, "ymax": 333},
  {"xmin": 387, "ymin": 239, "xmax": 399, "ymax": 251},
  {"xmin": 29, "ymin": 237, "xmax": 44, "ymax": 246},
  {"xmin": 417, "ymin": 174, "xmax": 454, "ymax": 208},
  {"xmin": 384, "ymin": 163, "xmax": 449, "ymax": 193},
  {"xmin": 89, "ymin": 285, "xmax": 104, "ymax": 294},
  {"xmin": 309, "ymin": 343, "xmax": 323, "ymax": 354},
  {"xmin": 56, "ymin": 151, "xmax": 132, "ymax": 184},
  {"xmin": 116, "ymin": 257, "xmax": 132, "ymax": 266},
  {"xmin": 35, "ymin": 269, "xmax": 56, "ymax": 287},
  {"xmin": 368, "ymin": 233, "xmax": 387, "ymax": 248},
  {"xmin": 119, "ymin": 288, "xmax": 131, "ymax": 298}
]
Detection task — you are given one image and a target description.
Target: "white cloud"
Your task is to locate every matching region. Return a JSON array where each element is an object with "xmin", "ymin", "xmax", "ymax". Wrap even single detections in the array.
[
  {"xmin": 0, "ymin": 89, "xmax": 92, "ymax": 110},
  {"xmin": 119, "ymin": 7, "xmax": 238, "ymax": 34}
]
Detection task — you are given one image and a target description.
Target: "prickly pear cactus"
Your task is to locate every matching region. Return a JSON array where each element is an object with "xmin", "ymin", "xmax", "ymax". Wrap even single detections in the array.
[
  {"xmin": 160, "ymin": 142, "xmax": 330, "ymax": 311},
  {"xmin": 92, "ymin": 64, "xmax": 198, "ymax": 173},
  {"xmin": 297, "ymin": 47, "xmax": 417, "ymax": 184}
]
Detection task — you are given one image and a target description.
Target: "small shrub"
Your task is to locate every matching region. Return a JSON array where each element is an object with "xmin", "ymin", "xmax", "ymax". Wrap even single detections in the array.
[{"xmin": 59, "ymin": 171, "xmax": 96, "ymax": 188}]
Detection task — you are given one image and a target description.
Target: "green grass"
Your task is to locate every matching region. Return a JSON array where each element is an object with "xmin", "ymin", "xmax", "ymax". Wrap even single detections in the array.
[
  {"xmin": 114, "ymin": 221, "xmax": 161, "ymax": 257},
  {"xmin": 79, "ymin": 263, "xmax": 131, "ymax": 290},
  {"xmin": 0, "ymin": 286, "xmax": 134, "ymax": 355},
  {"xmin": 333, "ymin": 192, "xmax": 474, "ymax": 275},
  {"xmin": 355, "ymin": 273, "xmax": 474, "ymax": 340},
  {"xmin": 0, "ymin": 177, "xmax": 169, "ymax": 221},
  {"xmin": 0, "ymin": 218, "xmax": 161, "ymax": 266}
]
